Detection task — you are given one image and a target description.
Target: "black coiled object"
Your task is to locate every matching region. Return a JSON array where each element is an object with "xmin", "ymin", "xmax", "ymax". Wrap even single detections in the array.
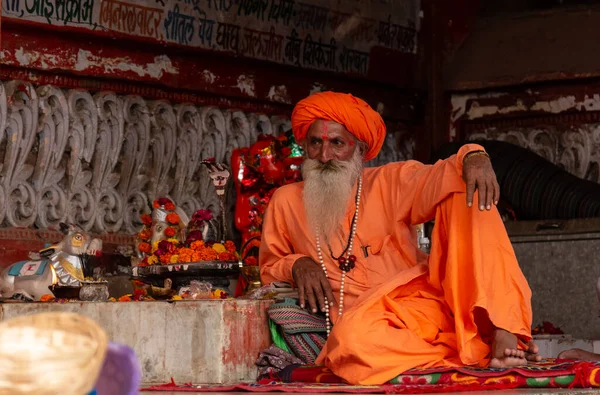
[{"xmin": 433, "ymin": 140, "xmax": 600, "ymax": 220}]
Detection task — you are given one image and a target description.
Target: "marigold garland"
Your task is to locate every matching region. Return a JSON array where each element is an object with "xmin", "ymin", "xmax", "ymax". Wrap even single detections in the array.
[
  {"xmin": 139, "ymin": 228, "xmax": 152, "ymax": 241},
  {"xmin": 140, "ymin": 237, "xmax": 241, "ymax": 266},
  {"xmin": 136, "ymin": 200, "xmax": 240, "ymax": 266},
  {"xmin": 164, "ymin": 227, "xmax": 177, "ymax": 237},
  {"xmin": 190, "ymin": 240, "xmax": 204, "ymax": 250},
  {"xmin": 225, "ymin": 241, "xmax": 236, "ymax": 253},
  {"xmin": 138, "ymin": 242, "xmax": 151, "ymax": 253},
  {"xmin": 166, "ymin": 213, "xmax": 180, "ymax": 225},
  {"xmin": 244, "ymin": 256, "xmax": 258, "ymax": 266},
  {"xmin": 141, "ymin": 214, "xmax": 153, "ymax": 226}
]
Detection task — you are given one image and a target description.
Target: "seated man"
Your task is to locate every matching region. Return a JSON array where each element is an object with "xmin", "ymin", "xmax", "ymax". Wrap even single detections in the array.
[{"xmin": 259, "ymin": 91, "xmax": 540, "ymax": 385}]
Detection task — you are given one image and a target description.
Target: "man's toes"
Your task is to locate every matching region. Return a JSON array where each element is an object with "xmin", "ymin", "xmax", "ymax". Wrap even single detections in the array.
[
  {"xmin": 525, "ymin": 352, "xmax": 541, "ymax": 362},
  {"xmin": 504, "ymin": 348, "xmax": 524, "ymax": 358},
  {"xmin": 527, "ymin": 341, "xmax": 539, "ymax": 354},
  {"xmin": 490, "ymin": 356, "xmax": 527, "ymax": 368}
]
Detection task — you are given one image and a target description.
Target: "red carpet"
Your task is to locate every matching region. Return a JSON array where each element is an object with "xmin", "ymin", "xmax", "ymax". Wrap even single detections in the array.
[{"xmin": 142, "ymin": 360, "xmax": 600, "ymax": 393}]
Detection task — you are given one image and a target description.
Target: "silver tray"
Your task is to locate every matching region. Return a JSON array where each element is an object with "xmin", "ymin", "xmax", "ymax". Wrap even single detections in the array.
[{"xmin": 133, "ymin": 260, "xmax": 240, "ymax": 276}]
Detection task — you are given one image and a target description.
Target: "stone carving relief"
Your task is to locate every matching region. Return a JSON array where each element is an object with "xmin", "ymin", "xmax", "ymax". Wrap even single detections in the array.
[
  {"xmin": 468, "ymin": 125, "xmax": 600, "ymax": 183},
  {"xmin": 0, "ymin": 80, "xmax": 411, "ymax": 234},
  {"xmin": 366, "ymin": 129, "xmax": 416, "ymax": 168}
]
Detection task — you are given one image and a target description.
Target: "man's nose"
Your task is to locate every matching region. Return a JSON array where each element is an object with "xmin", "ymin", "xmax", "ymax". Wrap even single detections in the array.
[{"xmin": 319, "ymin": 143, "xmax": 334, "ymax": 163}]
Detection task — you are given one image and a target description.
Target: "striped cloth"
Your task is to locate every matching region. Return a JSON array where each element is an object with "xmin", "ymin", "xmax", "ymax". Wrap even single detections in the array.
[{"xmin": 267, "ymin": 298, "xmax": 327, "ymax": 364}]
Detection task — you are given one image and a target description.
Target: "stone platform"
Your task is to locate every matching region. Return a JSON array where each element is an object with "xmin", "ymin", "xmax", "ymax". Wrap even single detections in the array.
[
  {"xmin": 138, "ymin": 390, "xmax": 600, "ymax": 395},
  {"xmin": 0, "ymin": 299, "xmax": 273, "ymax": 385},
  {"xmin": 535, "ymin": 335, "xmax": 600, "ymax": 358}
]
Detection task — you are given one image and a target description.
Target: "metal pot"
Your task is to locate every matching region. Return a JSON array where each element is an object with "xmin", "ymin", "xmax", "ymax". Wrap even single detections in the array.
[{"xmin": 79, "ymin": 281, "xmax": 110, "ymax": 302}]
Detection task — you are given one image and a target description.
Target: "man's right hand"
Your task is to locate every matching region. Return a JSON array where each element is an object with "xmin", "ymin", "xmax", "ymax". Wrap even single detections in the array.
[{"xmin": 292, "ymin": 257, "xmax": 336, "ymax": 313}]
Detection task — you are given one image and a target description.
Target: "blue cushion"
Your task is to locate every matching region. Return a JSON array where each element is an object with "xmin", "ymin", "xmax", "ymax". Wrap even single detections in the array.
[{"xmin": 8, "ymin": 260, "xmax": 49, "ymax": 277}]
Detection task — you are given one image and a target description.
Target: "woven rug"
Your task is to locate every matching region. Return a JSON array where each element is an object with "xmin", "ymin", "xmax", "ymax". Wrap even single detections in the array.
[{"xmin": 141, "ymin": 359, "xmax": 600, "ymax": 393}]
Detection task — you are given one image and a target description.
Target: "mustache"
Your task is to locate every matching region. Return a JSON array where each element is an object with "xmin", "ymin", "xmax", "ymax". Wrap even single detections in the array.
[{"xmin": 311, "ymin": 160, "xmax": 345, "ymax": 172}]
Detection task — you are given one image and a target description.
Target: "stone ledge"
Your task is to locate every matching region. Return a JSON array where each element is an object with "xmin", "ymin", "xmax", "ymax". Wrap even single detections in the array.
[{"xmin": 0, "ymin": 299, "xmax": 273, "ymax": 384}]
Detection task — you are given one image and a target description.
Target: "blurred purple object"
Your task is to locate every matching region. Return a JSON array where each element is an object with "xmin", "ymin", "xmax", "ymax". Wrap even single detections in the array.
[{"xmin": 95, "ymin": 342, "xmax": 141, "ymax": 395}]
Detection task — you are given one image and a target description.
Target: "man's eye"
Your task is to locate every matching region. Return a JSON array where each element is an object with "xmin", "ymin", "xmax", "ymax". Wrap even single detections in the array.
[
  {"xmin": 310, "ymin": 139, "xmax": 322, "ymax": 145},
  {"xmin": 331, "ymin": 139, "xmax": 344, "ymax": 146}
]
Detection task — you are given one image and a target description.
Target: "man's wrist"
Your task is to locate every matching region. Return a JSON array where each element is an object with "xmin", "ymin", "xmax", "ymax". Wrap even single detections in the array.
[
  {"xmin": 464, "ymin": 150, "xmax": 490, "ymax": 162},
  {"xmin": 294, "ymin": 256, "xmax": 316, "ymax": 266}
]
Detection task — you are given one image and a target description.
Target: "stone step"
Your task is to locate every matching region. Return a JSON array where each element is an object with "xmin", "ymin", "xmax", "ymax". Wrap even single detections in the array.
[
  {"xmin": 0, "ymin": 299, "xmax": 273, "ymax": 385},
  {"xmin": 535, "ymin": 335, "xmax": 600, "ymax": 358}
]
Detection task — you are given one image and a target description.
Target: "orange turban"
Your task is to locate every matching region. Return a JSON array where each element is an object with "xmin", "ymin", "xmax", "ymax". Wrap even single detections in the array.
[{"xmin": 291, "ymin": 91, "xmax": 386, "ymax": 161}]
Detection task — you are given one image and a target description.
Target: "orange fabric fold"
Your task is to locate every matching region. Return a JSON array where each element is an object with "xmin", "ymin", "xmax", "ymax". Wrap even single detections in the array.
[
  {"xmin": 291, "ymin": 92, "xmax": 386, "ymax": 161},
  {"xmin": 259, "ymin": 143, "xmax": 533, "ymax": 385},
  {"xmin": 316, "ymin": 192, "xmax": 532, "ymax": 384}
]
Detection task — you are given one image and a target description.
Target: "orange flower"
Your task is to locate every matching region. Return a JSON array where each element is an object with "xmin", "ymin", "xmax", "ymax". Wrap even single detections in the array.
[
  {"xmin": 199, "ymin": 248, "xmax": 217, "ymax": 261},
  {"xmin": 139, "ymin": 228, "xmax": 152, "ymax": 241},
  {"xmin": 249, "ymin": 239, "xmax": 261, "ymax": 248},
  {"xmin": 166, "ymin": 213, "xmax": 180, "ymax": 225},
  {"xmin": 191, "ymin": 240, "xmax": 205, "ymax": 251},
  {"xmin": 217, "ymin": 252, "xmax": 237, "ymax": 261},
  {"xmin": 164, "ymin": 227, "xmax": 177, "ymax": 237},
  {"xmin": 141, "ymin": 214, "xmax": 153, "ymax": 226},
  {"xmin": 153, "ymin": 201, "xmax": 160, "ymax": 209},
  {"xmin": 160, "ymin": 254, "xmax": 172, "ymax": 264},
  {"xmin": 178, "ymin": 247, "xmax": 194, "ymax": 263},
  {"xmin": 118, "ymin": 295, "xmax": 132, "ymax": 302},
  {"xmin": 242, "ymin": 239, "xmax": 261, "ymax": 256},
  {"xmin": 224, "ymin": 241, "xmax": 237, "ymax": 253},
  {"xmin": 40, "ymin": 294, "xmax": 55, "ymax": 302},
  {"xmin": 138, "ymin": 242, "xmax": 151, "ymax": 253},
  {"xmin": 244, "ymin": 256, "xmax": 258, "ymax": 266},
  {"xmin": 165, "ymin": 202, "xmax": 176, "ymax": 211}
]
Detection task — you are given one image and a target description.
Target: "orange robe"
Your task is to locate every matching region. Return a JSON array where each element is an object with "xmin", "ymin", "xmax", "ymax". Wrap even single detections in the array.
[{"xmin": 259, "ymin": 144, "xmax": 533, "ymax": 385}]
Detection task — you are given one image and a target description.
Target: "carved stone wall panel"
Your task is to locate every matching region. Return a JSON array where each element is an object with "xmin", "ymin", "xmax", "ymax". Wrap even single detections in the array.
[
  {"xmin": 366, "ymin": 129, "xmax": 416, "ymax": 168},
  {"xmin": 4, "ymin": 81, "xmax": 39, "ymax": 228},
  {"xmin": 468, "ymin": 125, "xmax": 600, "ymax": 184},
  {"xmin": 0, "ymin": 80, "xmax": 413, "ymax": 234}
]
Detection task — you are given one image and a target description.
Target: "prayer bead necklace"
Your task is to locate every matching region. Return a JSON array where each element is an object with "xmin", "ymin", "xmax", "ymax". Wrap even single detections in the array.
[{"xmin": 315, "ymin": 176, "xmax": 362, "ymax": 336}]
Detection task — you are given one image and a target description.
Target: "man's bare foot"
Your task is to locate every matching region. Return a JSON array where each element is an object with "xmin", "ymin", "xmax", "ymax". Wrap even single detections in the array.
[
  {"xmin": 558, "ymin": 348, "xmax": 600, "ymax": 361},
  {"xmin": 525, "ymin": 340, "xmax": 542, "ymax": 362},
  {"xmin": 489, "ymin": 329, "xmax": 528, "ymax": 368}
]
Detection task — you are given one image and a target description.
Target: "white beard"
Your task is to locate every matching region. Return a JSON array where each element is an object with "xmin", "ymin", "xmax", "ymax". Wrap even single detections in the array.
[{"xmin": 302, "ymin": 149, "xmax": 363, "ymax": 242}]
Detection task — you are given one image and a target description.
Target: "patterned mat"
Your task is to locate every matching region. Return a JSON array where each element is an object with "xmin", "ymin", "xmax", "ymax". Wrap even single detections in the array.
[{"xmin": 141, "ymin": 360, "xmax": 600, "ymax": 393}]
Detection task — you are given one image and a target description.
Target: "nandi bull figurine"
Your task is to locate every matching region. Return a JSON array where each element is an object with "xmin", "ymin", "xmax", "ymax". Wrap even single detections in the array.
[{"xmin": 0, "ymin": 223, "xmax": 102, "ymax": 301}]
